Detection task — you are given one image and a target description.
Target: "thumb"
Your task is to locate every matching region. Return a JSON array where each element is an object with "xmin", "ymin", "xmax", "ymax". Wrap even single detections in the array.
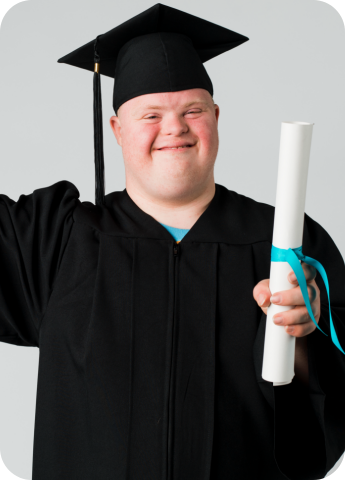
[
  {"xmin": 253, "ymin": 279, "xmax": 272, "ymax": 311},
  {"xmin": 258, "ymin": 292, "xmax": 271, "ymax": 309}
]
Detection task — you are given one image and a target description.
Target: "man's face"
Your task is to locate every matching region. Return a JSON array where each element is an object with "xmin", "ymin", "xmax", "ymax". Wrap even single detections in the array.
[{"xmin": 110, "ymin": 88, "xmax": 220, "ymax": 201}]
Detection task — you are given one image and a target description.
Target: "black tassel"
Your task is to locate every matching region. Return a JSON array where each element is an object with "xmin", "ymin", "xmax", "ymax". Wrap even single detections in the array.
[{"xmin": 93, "ymin": 36, "xmax": 105, "ymax": 207}]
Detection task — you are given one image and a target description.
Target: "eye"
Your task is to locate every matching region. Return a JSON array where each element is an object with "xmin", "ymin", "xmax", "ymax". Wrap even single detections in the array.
[
  {"xmin": 143, "ymin": 114, "xmax": 160, "ymax": 120},
  {"xmin": 144, "ymin": 110, "xmax": 202, "ymax": 120},
  {"xmin": 186, "ymin": 110, "xmax": 202, "ymax": 115}
]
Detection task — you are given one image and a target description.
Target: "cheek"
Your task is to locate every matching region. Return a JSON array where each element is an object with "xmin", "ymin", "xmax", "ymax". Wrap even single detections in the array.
[
  {"xmin": 195, "ymin": 121, "xmax": 218, "ymax": 153},
  {"xmin": 122, "ymin": 125, "xmax": 157, "ymax": 162}
]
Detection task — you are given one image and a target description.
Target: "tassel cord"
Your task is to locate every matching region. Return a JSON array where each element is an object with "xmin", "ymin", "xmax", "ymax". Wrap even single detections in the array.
[{"xmin": 93, "ymin": 40, "xmax": 105, "ymax": 207}]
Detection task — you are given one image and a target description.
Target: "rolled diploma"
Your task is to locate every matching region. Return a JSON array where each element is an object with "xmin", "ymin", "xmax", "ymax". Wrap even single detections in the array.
[{"xmin": 262, "ymin": 121, "xmax": 314, "ymax": 386}]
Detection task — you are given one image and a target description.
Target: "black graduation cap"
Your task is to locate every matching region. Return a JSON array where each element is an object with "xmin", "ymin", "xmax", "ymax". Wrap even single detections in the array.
[{"xmin": 57, "ymin": 3, "xmax": 249, "ymax": 207}]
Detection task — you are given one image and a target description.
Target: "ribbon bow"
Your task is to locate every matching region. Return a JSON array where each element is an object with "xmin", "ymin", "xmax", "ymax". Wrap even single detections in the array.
[{"xmin": 271, "ymin": 245, "xmax": 345, "ymax": 355}]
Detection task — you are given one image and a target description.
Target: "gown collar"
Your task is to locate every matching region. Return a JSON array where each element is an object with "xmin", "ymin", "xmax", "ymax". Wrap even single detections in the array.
[
  {"xmin": 114, "ymin": 183, "xmax": 221, "ymax": 244},
  {"xmin": 78, "ymin": 182, "xmax": 275, "ymax": 245}
]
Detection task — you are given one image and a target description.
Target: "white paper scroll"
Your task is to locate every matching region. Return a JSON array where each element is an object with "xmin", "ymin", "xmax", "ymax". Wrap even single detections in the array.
[{"xmin": 262, "ymin": 121, "xmax": 314, "ymax": 386}]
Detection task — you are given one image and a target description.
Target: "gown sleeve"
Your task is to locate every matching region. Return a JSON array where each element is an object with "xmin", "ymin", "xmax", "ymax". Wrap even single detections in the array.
[
  {"xmin": 0, "ymin": 180, "xmax": 80, "ymax": 348},
  {"xmin": 252, "ymin": 212, "xmax": 345, "ymax": 480}
]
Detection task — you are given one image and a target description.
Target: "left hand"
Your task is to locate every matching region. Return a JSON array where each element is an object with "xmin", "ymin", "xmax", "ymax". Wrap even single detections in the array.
[{"xmin": 253, "ymin": 262, "xmax": 321, "ymax": 337}]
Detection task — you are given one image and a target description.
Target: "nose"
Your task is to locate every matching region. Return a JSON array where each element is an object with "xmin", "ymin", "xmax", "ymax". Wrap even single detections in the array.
[{"xmin": 160, "ymin": 112, "xmax": 189, "ymax": 136}]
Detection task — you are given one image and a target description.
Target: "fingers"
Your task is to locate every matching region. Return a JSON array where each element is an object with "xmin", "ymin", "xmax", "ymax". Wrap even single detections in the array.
[
  {"xmin": 288, "ymin": 262, "xmax": 317, "ymax": 284},
  {"xmin": 254, "ymin": 264, "xmax": 321, "ymax": 339},
  {"xmin": 273, "ymin": 303, "xmax": 319, "ymax": 327},
  {"xmin": 270, "ymin": 280, "xmax": 320, "ymax": 307},
  {"xmin": 273, "ymin": 305, "xmax": 319, "ymax": 337}
]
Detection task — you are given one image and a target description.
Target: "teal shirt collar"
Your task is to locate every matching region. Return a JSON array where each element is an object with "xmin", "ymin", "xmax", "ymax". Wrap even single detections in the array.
[{"xmin": 159, "ymin": 223, "xmax": 190, "ymax": 242}]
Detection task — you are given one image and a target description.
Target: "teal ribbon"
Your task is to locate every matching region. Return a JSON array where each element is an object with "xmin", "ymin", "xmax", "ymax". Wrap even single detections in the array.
[{"xmin": 271, "ymin": 245, "xmax": 345, "ymax": 355}]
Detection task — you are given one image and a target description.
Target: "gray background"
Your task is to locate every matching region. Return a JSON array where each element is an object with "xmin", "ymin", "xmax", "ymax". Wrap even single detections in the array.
[{"xmin": 0, "ymin": 0, "xmax": 344, "ymax": 478}]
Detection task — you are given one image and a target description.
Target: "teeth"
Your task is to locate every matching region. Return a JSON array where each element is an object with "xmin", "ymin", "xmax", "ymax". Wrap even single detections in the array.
[{"xmin": 158, "ymin": 145, "xmax": 192, "ymax": 150}]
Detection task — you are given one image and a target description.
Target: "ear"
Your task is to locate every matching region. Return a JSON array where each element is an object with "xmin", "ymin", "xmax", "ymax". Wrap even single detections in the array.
[
  {"xmin": 214, "ymin": 104, "xmax": 220, "ymax": 124},
  {"xmin": 110, "ymin": 115, "xmax": 122, "ymax": 146}
]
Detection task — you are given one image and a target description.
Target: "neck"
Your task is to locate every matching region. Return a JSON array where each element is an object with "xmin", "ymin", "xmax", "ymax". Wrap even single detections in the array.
[{"xmin": 125, "ymin": 179, "xmax": 216, "ymax": 230}]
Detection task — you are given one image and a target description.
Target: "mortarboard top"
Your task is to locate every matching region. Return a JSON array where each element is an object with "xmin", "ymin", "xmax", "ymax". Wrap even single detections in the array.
[{"xmin": 57, "ymin": 3, "xmax": 249, "ymax": 207}]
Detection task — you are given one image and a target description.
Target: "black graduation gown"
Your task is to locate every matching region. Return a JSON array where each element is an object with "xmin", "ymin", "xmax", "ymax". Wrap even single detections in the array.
[{"xmin": 0, "ymin": 180, "xmax": 344, "ymax": 480}]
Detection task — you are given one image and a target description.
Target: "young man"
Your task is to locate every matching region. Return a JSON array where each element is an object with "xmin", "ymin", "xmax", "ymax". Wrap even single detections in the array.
[{"xmin": 1, "ymin": 4, "xmax": 344, "ymax": 480}]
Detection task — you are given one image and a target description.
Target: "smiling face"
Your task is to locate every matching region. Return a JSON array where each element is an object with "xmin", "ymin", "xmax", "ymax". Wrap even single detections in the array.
[{"xmin": 110, "ymin": 88, "xmax": 220, "ymax": 203}]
